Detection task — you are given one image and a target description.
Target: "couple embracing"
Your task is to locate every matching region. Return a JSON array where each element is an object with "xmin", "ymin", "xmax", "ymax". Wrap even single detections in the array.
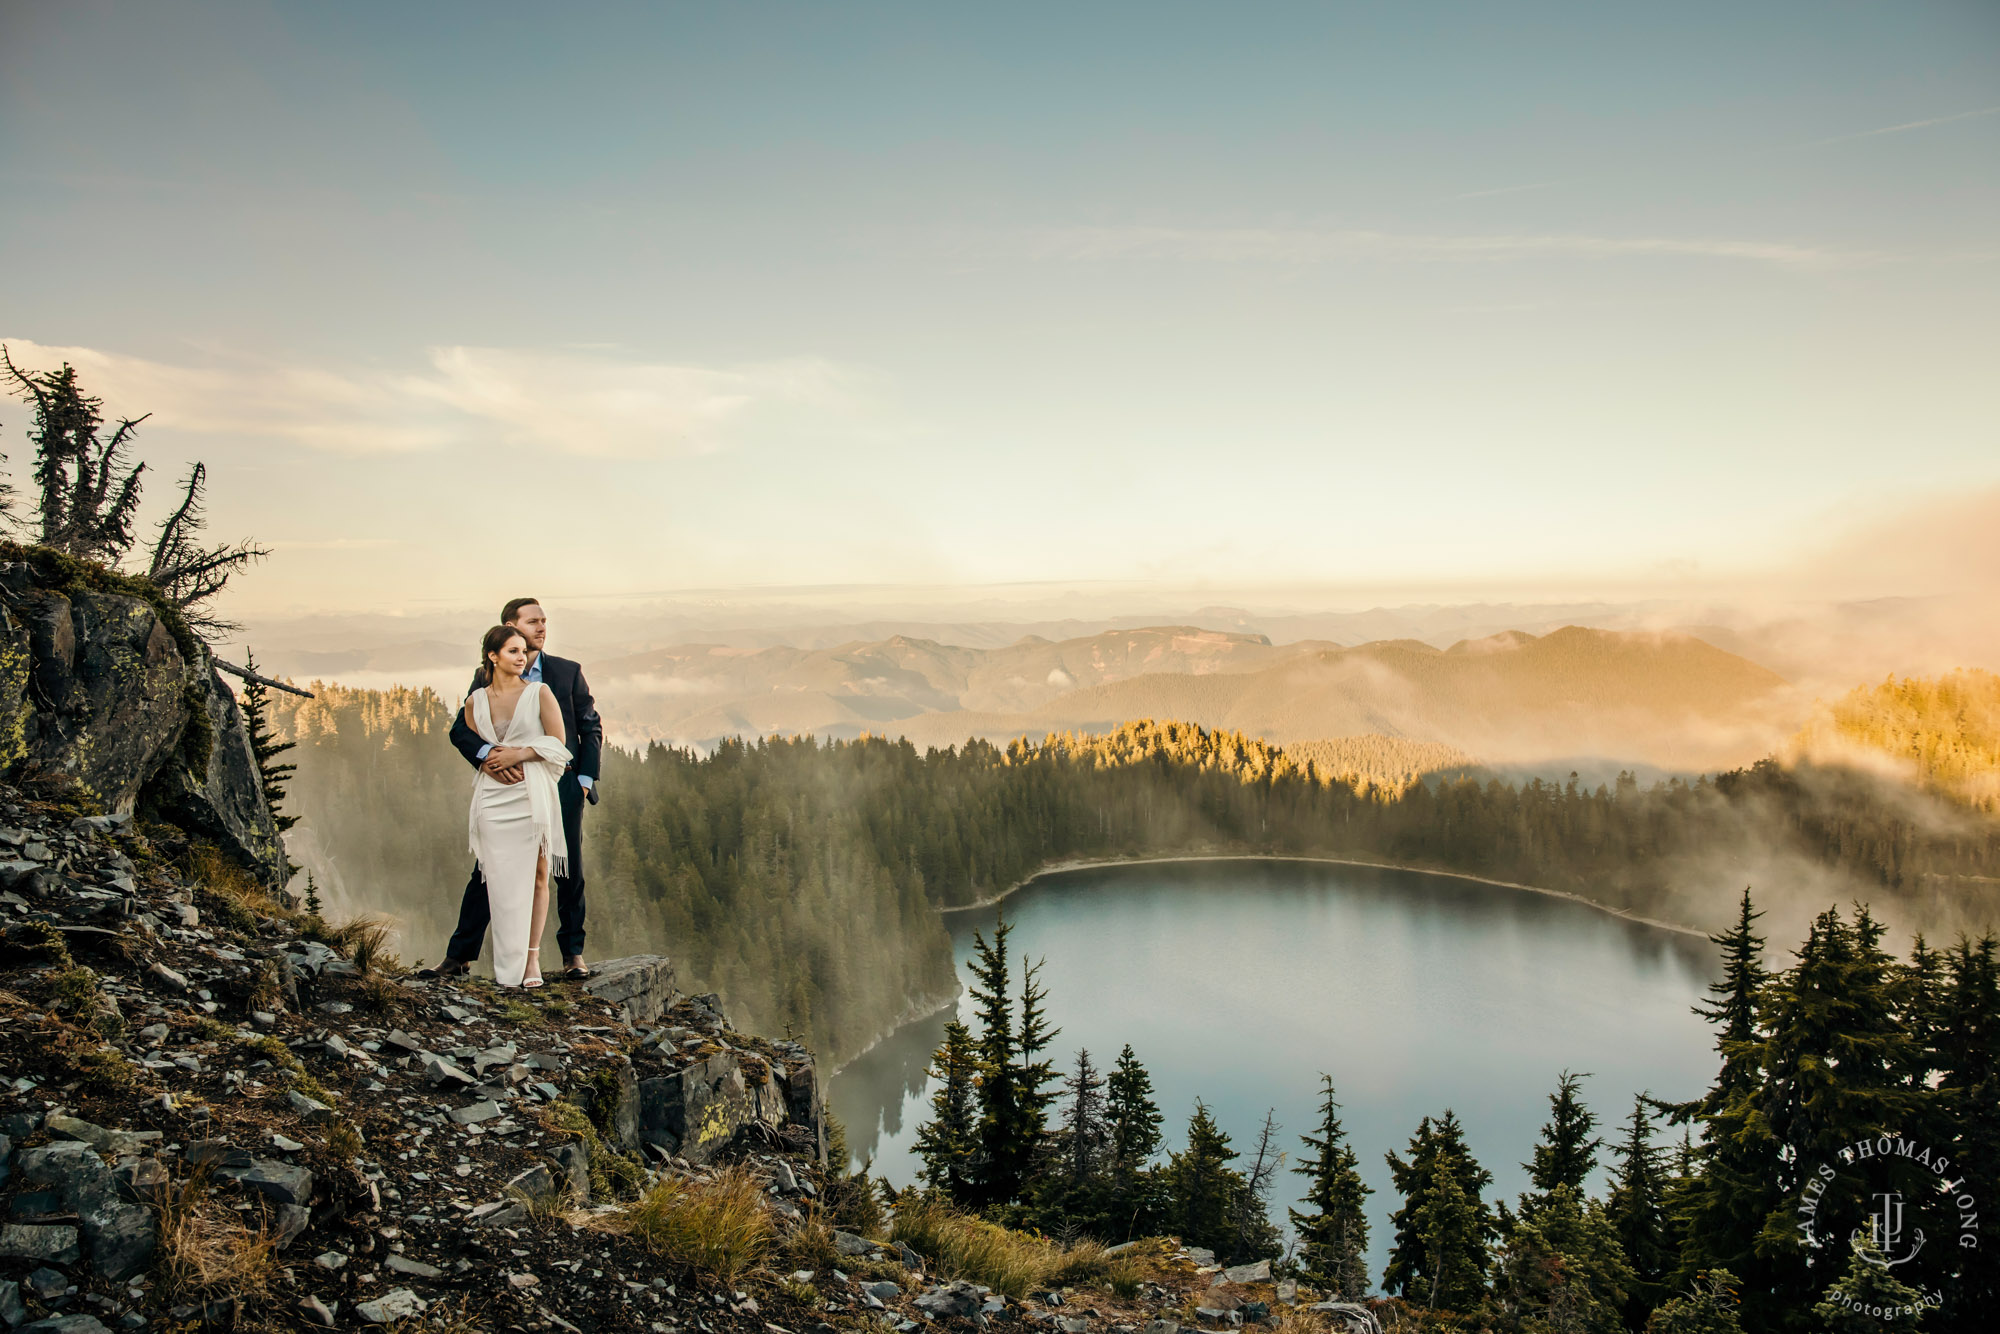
[{"xmin": 418, "ymin": 597, "xmax": 603, "ymax": 989}]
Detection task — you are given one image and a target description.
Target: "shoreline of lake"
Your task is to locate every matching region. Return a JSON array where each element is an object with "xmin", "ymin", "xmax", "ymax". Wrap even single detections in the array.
[{"xmin": 938, "ymin": 852, "xmax": 1711, "ymax": 941}]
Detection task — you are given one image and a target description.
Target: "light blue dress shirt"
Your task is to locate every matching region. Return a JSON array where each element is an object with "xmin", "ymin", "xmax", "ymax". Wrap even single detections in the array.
[{"xmin": 476, "ymin": 654, "xmax": 593, "ymax": 790}]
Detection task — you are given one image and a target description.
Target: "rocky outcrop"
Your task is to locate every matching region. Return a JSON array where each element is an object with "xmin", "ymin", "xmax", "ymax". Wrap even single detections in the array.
[{"xmin": 0, "ymin": 555, "xmax": 284, "ymax": 887}]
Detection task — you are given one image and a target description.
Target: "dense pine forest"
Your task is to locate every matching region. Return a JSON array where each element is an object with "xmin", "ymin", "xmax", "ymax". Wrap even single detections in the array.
[
  {"xmin": 901, "ymin": 896, "xmax": 1999, "ymax": 1334},
  {"xmin": 270, "ymin": 683, "xmax": 2000, "ymax": 1067},
  {"xmin": 1795, "ymin": 669, "xmax": 2000, "ymax": 813}
]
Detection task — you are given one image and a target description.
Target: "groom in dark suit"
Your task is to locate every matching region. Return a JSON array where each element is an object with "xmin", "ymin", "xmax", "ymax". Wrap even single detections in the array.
[{"xmin": 419, "ymin": 597, "xmax": 604, "ymax": 981}]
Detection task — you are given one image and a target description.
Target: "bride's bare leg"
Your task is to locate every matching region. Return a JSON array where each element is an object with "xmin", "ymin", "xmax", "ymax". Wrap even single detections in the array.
[{"xmin": 525, "ymin": 851, "xmax": 551, "ymax": 987}]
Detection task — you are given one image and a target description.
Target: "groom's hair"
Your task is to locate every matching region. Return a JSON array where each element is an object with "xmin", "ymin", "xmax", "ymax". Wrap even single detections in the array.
[{"xmin": 501, "ymin": 596, "xmax": 542, "ymax": 625}]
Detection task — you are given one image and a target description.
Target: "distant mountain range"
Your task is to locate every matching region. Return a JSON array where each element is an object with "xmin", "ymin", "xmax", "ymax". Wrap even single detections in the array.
[
  {"xmin": 571, "ymin": 623, "xmax": 1793, "ymax": 775},
  {"xmin": 240, "ymin": 605, "xmax": 1837, "ymax": 780}
]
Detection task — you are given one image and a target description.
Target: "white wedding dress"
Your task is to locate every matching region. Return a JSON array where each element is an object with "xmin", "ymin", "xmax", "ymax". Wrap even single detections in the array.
[{"xmin": 465, "ymin": 681, "xmax": 572, "ymax": 987}]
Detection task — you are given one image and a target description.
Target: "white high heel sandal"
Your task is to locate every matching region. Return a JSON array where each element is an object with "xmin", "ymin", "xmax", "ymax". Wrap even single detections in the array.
[{"xmin": 522, "ymin": 946, "xmax": 545, "ymax": 990}]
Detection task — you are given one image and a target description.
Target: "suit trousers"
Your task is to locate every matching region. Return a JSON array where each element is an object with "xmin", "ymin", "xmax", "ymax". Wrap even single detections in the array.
[{"xmin": 446, "ymin": 771, "xmax": 587, "ymax": 964}]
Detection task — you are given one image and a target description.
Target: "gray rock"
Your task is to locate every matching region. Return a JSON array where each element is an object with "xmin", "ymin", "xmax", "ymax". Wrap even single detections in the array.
[
  {"xmin": 286, "ymin": 1091, "xmax": 334, "ymax": 1123},
  {"xmin": 16, "ymin": 1316, "xmax": 113, "ymax": 1334},
  {"xmin": 506, "ymin": 1164, "xmax": 553, "ymax": 1198},
  {"xmin": 423, "ymin": 1054, "xmax": 475, "ymax": 1087},
  {"xmin": 223, "ymin": 1159, "xmax": 314, "ymax": 1206},
  {"xmin": 896, "ymin": 1240, "xmax": 923, "ymax": 1270},
  {"xmin": 0, "ymin": 1278, "xmax": 22, "ymax": 1327},
  {"xmin": 147, "ymin": 962, "xmax": 189, "ymax": 992},
  {"xmin": 1221, "ymin": 1260, "xmax": 1271, "ymax": 1285},
  {"xmin": 469, "ymin": 1200, "xmax": 529, "ymax": 1229},
  {"xmin": 580, "ymin": 955, "xmax": 679, "ymax": 1024},
  {"xmin": 16, "ymin": 1142, "xmax": 155, "ymax": 1279},
  {"xmin": 1274, "ymin": 1280, "xmax": 1297, "ymax": 1304},
  {"xmin": 1240, "ymin": 1304, "xmax": 1270, "ymax": 1324},
  {"xmin": 447, "ymin": 1100, "xmax": 501, "ymax": 1126},
  {"xmin": 915, "ymin": 1282, "xmax": 985, "ymax": 1318},
  {"xmin": 1184, "ymin": 1247, "xmax": 1217, "ymax": 1266},
  {"xmin": 313, "ymin": 1251, "xmax": 348, "ymax": 1270},
  {"xmin": 354, "ymin": 1288, "xmax": 425, "ymax": 1323},
  {"xmin": 1143, "ymin": 1322, "xmax": 1181, "ymax": 1334},
  {"xmin": 298, "ymin": 1295, "xmax": 336, "ymax": 1328},
  {"xmin": 384, "ymin": 1029, "xmax": 426, "ymax": 1055},
  {"xmin": 550, "ymin": 1141, "xmax": 590, "ymax": 1203},
  {"xmin": 186, "ymin": 1141, "xmax": 252, "ymax": 1171},
  {"xmin": 0, "ymin": 1223, "xmax": 80, "ymax": 1264},
  {"xmin": 272, "ymin": 1203, "xmax": 310, "ymax": 1250},
  {"xmin": 833, "ymin": 1229, "xmax": 876, "ymax": 1257},
  {"xmin": 865, "ymin": 1282, "xmax": 903, "ymax": 1301},
  {"xmin": 24, "ymin": 1268, "xmax": 66, "ymax": 1300},
  {"xmin": 1058, "ymin": 1318, "xmax": 1091, "ymax": 1334},
  {"xmin": 385, "ymin": 1253, "xmax": 443, "ymax": 1278}
]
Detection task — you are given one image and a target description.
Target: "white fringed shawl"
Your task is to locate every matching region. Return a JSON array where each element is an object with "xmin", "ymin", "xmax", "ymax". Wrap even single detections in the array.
[{"xmin": 467, "ymin": 681, "xmax": 573, "ymax": 878}]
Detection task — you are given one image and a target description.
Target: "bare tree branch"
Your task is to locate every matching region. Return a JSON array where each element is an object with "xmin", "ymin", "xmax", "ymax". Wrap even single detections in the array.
[{"xmin": 211, "ymin": 658, "xmax": 313, "ymax": 698}]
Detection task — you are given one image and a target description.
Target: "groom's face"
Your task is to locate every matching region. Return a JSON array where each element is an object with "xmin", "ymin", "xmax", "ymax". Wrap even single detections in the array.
[{"xmin": 508, "ymin": 603, "xmax": 549, "ymax": 654}]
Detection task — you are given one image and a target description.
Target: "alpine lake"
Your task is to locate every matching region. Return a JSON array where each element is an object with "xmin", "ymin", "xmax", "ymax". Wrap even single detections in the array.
[{"xmin": 828, "ymin": 858, "xmax": 1720, "ymax": 1274}]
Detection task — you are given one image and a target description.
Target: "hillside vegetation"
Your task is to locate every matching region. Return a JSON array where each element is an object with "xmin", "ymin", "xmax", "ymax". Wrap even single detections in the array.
[{"xmin": 1792, "ymin": 668, "xmax": 2000, "ymax": 812}]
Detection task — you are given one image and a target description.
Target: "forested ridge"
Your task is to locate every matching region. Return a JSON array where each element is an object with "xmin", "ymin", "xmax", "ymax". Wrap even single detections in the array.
[{"xmin": 272, "ymin": 682, "xmax": 2000, "ymax": 1068}]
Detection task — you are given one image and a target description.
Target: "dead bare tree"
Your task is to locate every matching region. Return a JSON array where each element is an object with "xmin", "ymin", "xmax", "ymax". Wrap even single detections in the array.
[
  {"xmin": 145, "ymin": 462, "xmax": 271, "ymax": 635},
  {"xmin": 3, "ymin": 345, "xmax": 146, "ymax": 562},
  {"xmin": 4, "ymin": 344, "xmax": 270, "ymax": 636}
]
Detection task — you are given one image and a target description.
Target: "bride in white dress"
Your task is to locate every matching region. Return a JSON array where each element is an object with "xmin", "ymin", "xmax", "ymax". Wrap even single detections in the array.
[{"xmin": 462, "ymin": 625, "xmax": 572, "ymax": 988}]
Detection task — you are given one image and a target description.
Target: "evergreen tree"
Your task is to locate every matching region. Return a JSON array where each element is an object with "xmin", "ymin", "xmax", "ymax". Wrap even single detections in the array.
[
  {"xmin": 1104, "ymin": 1044, "xmax": 1166, "ymax": 1239},
  {"xmin": 1648, "ymin": 1270, "xmax": 1745, "ymax": 1334},
  {"xmin": 1681, "ymin": 907, "xmax": 1925, "ymax": 1333},
  {"xmin": 1030, "ymin": 1048, "xmax": 1110, "ymax": 1234},
  {"xmin": 967, "ymin": 916, "xmax": 1026, "ymax": 1207},
  {"xmin": 1935, "ymin": 934, "xmax": 2000, "ymax": 1334},
  {"xmin": 1290, "ymin": 1075, "xmax": 1372, "ymax": 1299},
  {"xmin": 302, "ymin": 873, "xmax": 323, "ymax": 918},
  {"xmin": 1162, "ymin": 1101, "xmax": 1274, "ymax": 1263},
  {"xmin": 1811, "ymin": 1244, "xmax": 1929, "ymax": 1334},
  {"xmin": 1691, "ymin": 889, "xmax": 1771, "ymax": 1116},
  {"xmin": 914, "ymin": 1019, "xmax": 981, "ymax": 1203},
  {"xmin": 1416, "ymin": 1152, "xmax": 1489, "ymax": 1313},
  {"xmin": 1523, "ymin": 1069, "xmax": 1601, "ymax": 1208},
  {"xmin": 239, "ymin": 651, "xmax": 299, "ymax": 836},
  {"xmin": 1384, "ymin": 1111, "xmax": 1495, "ymax": 1304},
  {"xmin": 1606, "ymin": 1095, "xmax": 1673, "ymax": 1328},
  {"xmin": 1485, "ymin": 1184, "xmax": 1633, "ymax": 1334}
]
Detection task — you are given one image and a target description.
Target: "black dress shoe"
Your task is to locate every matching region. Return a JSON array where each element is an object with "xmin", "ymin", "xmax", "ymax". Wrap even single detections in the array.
[{"xmin": 415, "ymin": 958, "xmax": 472, "ymax": 980}]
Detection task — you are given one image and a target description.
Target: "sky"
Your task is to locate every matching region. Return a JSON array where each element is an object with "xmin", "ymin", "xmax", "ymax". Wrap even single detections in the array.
[{"xmin": 1, "ymin": 0, "xmax": 1996, "ymax": 617}]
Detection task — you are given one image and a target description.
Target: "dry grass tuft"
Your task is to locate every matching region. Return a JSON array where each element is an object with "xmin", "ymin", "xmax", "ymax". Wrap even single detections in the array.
[
  {"xmin": 620, "ymin": 1167, "xmax": 775, "ymax": 1284},
  {"xmin": 356, "ymin": 971, "xmax": 408, "ymax": 1015},
  {"xmin": 778, "ymin": 1206, "xmax": 842, "ymax": 1272},
  {"xmin": 188, "ymin": 844, "xmax": 298, "ymax": 930},
  {"xmin": 158, "ymin": 1170, "xmax": 279, "ymax": 1302},
  {"xmin": 890, "ymin": 1194, "xmax": 1110, "ymax": 1301},
  {"xmin": 307, "ymin": 913, "xmax": 398, "ymax": 971}
]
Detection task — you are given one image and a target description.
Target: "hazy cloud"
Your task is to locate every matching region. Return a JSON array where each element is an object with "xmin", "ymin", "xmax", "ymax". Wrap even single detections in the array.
[
  {"xmin": 0, "ymin": 339, "xmax": 857, "ymax": 458},
  {"xmin": 1021, "ymin": 225, "xmax": 1883, "ymax": 269}
]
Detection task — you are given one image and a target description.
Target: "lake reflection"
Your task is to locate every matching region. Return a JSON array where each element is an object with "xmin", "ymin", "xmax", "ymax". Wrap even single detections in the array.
[{"xmin": 829, "ymin": 859, "xmax": 1719, "ymax": 1270}]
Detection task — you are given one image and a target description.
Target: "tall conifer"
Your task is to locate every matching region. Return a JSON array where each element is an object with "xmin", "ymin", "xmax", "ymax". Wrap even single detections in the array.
[
  {"xmin": 1290, "ymin": 1075, "xmax": 1372, "ymax": 1298},
  {"xmin": 914, "ymin": 1019, "xmax": 980, "ymax": 1202},
  {"xmin": 1384, "ymin": 1111, "xmax": 1494, "ymax": 1303}
]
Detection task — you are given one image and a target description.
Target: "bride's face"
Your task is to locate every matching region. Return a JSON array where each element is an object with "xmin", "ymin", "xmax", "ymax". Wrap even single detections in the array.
[{"xmin": 489, "ymin": 634, "xmax": 530, "ymax": 679}]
